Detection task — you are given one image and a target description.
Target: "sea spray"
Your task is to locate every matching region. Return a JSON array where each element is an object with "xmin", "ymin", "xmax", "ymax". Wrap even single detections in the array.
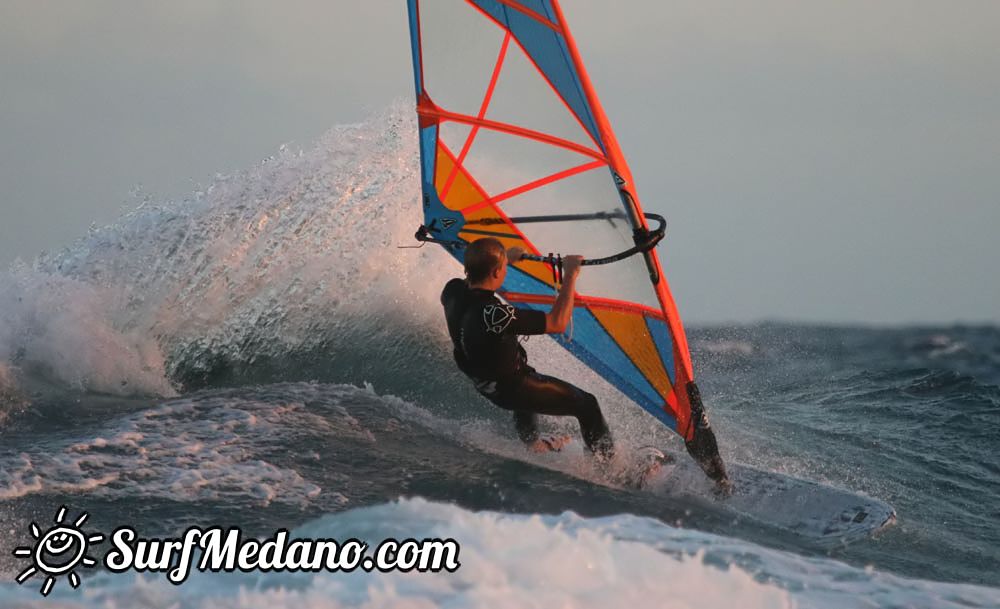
[{"xmin": 0, "ymin": 104, "xmax": 455, "ymax": 398}]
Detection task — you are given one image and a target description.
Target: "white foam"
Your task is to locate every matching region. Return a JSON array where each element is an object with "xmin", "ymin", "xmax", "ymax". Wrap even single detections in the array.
[{"xmin": 0, "ymin": 499, "xmax": 788, "ymax": 608}]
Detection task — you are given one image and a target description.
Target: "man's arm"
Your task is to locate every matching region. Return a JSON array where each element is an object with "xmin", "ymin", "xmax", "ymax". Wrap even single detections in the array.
[
  {"xmin": 441, "ymin": 277, "xmax": 464, "ymax": 306},
  {"xmin": 507, "ymin": 248, "xmax": 582, "ymax": 335},
  {"xmin": 544, "ymin": 255, "xmax": 582, "ymax": 334}
]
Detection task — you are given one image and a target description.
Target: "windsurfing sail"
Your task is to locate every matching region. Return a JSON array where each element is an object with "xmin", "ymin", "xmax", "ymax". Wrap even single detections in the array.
[{"xmin": 405, "ymin": 1, "xmax": 704, "ymax": 444}]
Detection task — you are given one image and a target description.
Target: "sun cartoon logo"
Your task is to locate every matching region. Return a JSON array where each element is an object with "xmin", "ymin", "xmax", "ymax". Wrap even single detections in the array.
[{"xmin": 12, "ymin": 506, "xmax": 104, "ymax": 596}]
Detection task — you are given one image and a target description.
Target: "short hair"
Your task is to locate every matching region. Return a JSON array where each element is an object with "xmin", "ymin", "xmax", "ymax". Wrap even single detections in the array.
[{"xmin": 464, "ymin": 238, "xmax": 505, "ymax": 283}]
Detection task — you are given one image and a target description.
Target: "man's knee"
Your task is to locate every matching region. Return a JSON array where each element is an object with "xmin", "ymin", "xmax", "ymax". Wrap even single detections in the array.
[
  {"xmin": 575, "ymin": 390, "xmax": 603, "ymax": 422},
  {"xmin": 583, "ymin": 389, "xmax": 599, "ymax": 409}
]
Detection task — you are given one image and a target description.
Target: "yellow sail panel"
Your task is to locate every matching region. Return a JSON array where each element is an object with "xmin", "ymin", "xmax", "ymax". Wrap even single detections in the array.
[{"xmin": 591, "ymin": 307, "xmax": 673, "ymax": 401}]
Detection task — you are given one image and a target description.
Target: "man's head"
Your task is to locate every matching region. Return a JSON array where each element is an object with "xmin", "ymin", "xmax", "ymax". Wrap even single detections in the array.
[{"xmin": 464, "ymin": 238, "xmax": 507, "ymax": 287}]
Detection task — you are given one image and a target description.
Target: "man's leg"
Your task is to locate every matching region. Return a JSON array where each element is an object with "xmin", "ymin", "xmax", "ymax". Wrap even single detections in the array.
[{"xmin": 503, "ymin": 371, "xmax": 614, "ymax": 459}]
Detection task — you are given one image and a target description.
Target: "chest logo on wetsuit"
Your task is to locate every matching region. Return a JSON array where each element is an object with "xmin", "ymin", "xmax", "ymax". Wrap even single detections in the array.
[{"xmin": 483, "ymin": 304, "xmax": 516, "ymax": 334}]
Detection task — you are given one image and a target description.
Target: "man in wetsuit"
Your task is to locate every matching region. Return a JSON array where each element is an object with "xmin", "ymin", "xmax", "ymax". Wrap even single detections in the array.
[{"xmin": 441, "ymin": 237, "xmax": 614, "ymax": 458}]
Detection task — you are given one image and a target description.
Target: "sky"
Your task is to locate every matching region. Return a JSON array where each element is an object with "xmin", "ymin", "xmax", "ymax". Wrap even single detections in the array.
[{"xmin": 1, "ymin": 1, "xmax": 997, "ymax": 324}]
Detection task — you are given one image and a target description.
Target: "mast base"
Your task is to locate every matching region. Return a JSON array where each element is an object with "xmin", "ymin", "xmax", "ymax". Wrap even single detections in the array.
[{"xmin": 684, "ymin": 382, "xmax": 730, "ymax": 485}]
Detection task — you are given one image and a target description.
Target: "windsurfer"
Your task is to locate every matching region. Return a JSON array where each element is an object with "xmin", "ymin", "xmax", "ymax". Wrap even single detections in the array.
[{"xmin": 441, "ymin": 237, "xmax": 615, "ymax": 459}]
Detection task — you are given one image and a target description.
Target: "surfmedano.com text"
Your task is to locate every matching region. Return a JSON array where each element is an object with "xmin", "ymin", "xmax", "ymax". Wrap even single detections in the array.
[{"xmin": 105, "ymin": 526, "xmax": 461, "ymax": 584}]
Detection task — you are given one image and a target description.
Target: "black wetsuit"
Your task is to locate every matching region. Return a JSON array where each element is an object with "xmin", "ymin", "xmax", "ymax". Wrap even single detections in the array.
[{"xmin": 441, "ymin": 278, "xmax": 613, "ymax": 456}]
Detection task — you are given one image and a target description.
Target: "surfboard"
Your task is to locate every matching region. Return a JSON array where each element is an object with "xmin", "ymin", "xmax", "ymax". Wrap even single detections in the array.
[{"xmin": 643, "ymin": 448, "xmax": 897, "ymax": 547}]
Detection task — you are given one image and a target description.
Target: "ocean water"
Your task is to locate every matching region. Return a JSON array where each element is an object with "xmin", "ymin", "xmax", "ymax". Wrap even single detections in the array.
[{"xmin": 0, "ymin": 106, "xmax": 997, "ymax": 608}]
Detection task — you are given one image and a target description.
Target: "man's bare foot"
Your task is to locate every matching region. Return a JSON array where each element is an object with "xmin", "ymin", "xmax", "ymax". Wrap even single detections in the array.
[
  {"xmin": 626, "ymin": 447, "xmax": 668, "ymax": 489},
  {"xmin": 527, "ymin": 434, "xmax": 572, "ymax": 453}
]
